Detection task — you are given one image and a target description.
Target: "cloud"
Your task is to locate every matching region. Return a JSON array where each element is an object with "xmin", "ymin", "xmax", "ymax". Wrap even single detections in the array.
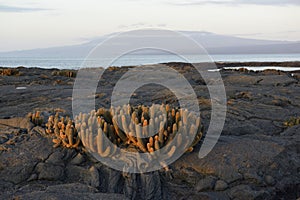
[
  {"xmin": 0, "ymin": 5, "xmax": 49, "ymax": 12},
  {"xmin": 168, "ymin": 0, "xmax": 300, "ymax": 6},
  {"xmin": 118, "ymin": 23, "xmax": 167, "ymax": 29}
]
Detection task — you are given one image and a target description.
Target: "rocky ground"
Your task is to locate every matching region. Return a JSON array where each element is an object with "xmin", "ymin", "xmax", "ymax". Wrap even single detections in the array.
[{"xmin": 0, "ymin": 62, "xmax": 300, "ymax": 200}]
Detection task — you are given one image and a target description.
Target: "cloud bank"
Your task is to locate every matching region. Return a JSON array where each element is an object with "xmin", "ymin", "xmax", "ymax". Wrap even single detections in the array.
[
  {"xmin": 169, "ymin": 0, "xmax": 300, "ymax": 6},
  {"xmin": 0, "ymin": 5, "xmax": 48, "ymax": 12}
]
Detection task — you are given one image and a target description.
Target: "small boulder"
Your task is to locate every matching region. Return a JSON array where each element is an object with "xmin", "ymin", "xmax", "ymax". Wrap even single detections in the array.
[
  {"xmin": 70, "ymin": 153, "xmax": 85, "ymax": 165},
  {"xmin": 45, "ymin": 151, "xmax": 64, "ymax": 165},
  {"xmin": 214, "ymin": 180, "xmax": 228, "ymax": 191},
  {"xmin": 65, "ymin": 165, "xmax": 100, "ymax": 188},
  {"xmin": 89, "ymin": 166, "xmax": 100, "ymax": 188},
  {"xmin": 229, "ymin": 185, "xmax": 266, "ymax": 199},
  {"xmin": 195, "ymin": 176, "xmax": 217, "ymax": 192},
  {"xmin": 264, "ymin": 175, "xmax": 275, "ymax": 186}
]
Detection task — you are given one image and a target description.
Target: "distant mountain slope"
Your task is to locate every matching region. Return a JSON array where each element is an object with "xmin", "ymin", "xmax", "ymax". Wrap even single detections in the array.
[
  {"xmin": 181, "ymin": 31, "xmax": 292, "ymax": 48},
  {"xmin": 0, "ymin": 31, "xmax": 299, "ymax": 57},
  {"xmin": 206, "ymin": 42, "xmax": 300, "ymax": 54}
]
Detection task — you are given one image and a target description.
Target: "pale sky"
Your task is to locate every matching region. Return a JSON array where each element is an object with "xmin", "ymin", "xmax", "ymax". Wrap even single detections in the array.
[{"xmin": 0, "ymin": 0, "xmax": 300, "ymax": 52}]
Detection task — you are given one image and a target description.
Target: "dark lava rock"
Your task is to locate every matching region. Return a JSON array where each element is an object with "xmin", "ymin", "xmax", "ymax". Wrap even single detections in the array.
[
  {"xmin": 228, "ymin": 185, "xmax": 266, "ymax": 200},
  {"xmin": 222, "ymin": 124, "xmax": 263, "ymax": 136},
  {"xmin": 36, "ymin": 162, "xmax": 64, "ymax": 181},
  {"xmin": 140, "ymin": 171, "xmax": 162, "ymax": 200},
  {"xmin": 0, "ymin": 117, "xmax": 33, "ymax": 130},
  {"xmin": 280, "ymin": 124, "xmax": 300, "ymax": 136},
  {"xmin": 0, "ymin": 131, "xmax": 53, "ymax": 185},
  {"xmin": 1, "ymin": 64, "xmax": 300, "ymax": 199},
  {"xmin": 3, "ymin": 183, "xmax": 126, "ymax": 200}
]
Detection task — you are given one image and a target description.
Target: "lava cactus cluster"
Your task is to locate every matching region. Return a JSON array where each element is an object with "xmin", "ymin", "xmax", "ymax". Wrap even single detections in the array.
[
  {"xmin": 45, "ymin": 113, "xmax": 80, "ymax": 148},
  {"xmin": 44, "ymin": 104, "xmax": 203, "ymax": 159},
  {"xmin": 74, "ymin": 104, "xmax": 203, "ymax": 157},
  {"xmin": 283, "ymin": 116, "xmax": 300, "ymax": 127},
  {"xmin": 27, "ymin": 111, "xmax": 44, "ymax": 126}
]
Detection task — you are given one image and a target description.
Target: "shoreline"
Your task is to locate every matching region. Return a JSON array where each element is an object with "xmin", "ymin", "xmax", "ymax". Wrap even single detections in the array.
[{"xmin": 1, "ymin": 61, "xmax": 300, "ymax": 71}]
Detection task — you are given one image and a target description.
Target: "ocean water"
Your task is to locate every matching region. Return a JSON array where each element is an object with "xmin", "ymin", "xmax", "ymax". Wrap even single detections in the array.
[{"xmin": 0, "ymin": 54, "xmax": 300, "ymax": 69}]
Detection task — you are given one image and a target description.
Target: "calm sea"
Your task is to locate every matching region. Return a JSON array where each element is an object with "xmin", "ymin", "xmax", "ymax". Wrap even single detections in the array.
[{"xmin": 0, "ymin": 54, "xmax": 300, "ymax": 69}]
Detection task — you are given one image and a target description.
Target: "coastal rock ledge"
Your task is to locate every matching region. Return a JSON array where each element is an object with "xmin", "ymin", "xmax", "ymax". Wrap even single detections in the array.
[{"xmin": 1, "ymin": 63, "xmax": 300, "ymax": 199}]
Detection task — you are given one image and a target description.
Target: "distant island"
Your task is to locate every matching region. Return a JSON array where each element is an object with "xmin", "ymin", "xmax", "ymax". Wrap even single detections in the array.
[{"xmin": 0, "ymin": 31, "xmax": 299, "ymax": 58}]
